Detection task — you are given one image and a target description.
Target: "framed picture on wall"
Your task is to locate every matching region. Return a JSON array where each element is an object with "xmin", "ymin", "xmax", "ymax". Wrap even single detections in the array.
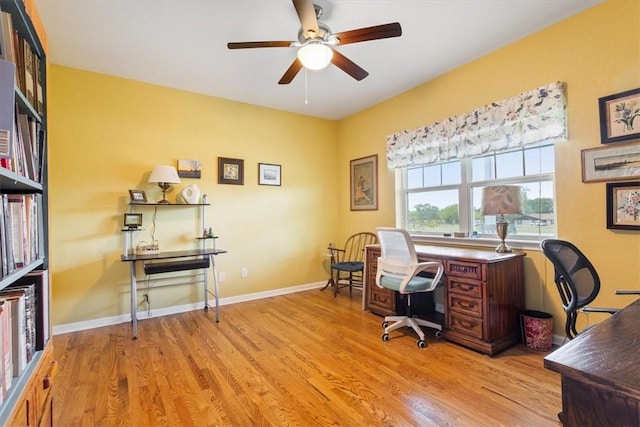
[
  {"xmin": 599, "ymin": 88, "xmax": 640, "ymax": 144},
  {"xmin": 128, "ymin": 190, "xmax": 147, "ymax": 203},
  {"xmin": 218, "ymin": 157, "xmax": 244, "ymax": 185},
  {"xmin": 606, "ymin": 181, "xmax": 640, "ymax": 230},
  {"xmin": 258, "ymin": 163, "xmax": 281, "ymax": 186},
  {"xmin": 177, "ymin": 159, "xmax": 202, "ymax": 178},
  {"xmin": 350, "ymin": 154, "xmax": 378, "ymax": 211},
  {"xmin": 581, "ymin": 142, "xmax": 640, "ymax": 183}
]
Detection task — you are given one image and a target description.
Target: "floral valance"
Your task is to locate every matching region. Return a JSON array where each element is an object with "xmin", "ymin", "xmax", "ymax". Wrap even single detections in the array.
[{"xmin": 386, "ymin": 82, "xmax": 567, "ymax": 168}]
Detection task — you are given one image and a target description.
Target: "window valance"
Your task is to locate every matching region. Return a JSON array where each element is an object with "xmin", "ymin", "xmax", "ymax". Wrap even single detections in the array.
[{"xmin": 386, "ymin": 82, "xmax": 567, "ymax": 168}]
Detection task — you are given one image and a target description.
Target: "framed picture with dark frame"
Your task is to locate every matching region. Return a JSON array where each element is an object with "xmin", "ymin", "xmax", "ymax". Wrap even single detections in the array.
[
  {"xmin": 218, "ymin": 157, "xmax": 244, "ymax": 185},
  {"xmin": 258, "ymin": 163, "xmax": 281, "ymax": 186},
  {"xmin": 581, "ymin": 141, "xmax": 640, "ymax": 183},
  {"xmin": 128, "ymin": 189, "xmax": 147, "ymax": 203},
  {"xmin": 599, "ymin": 87, "xmax": 640, "ymax": 144},
  {"xmin": 606, "ymin": 181, "xmax": 640, "ymax": 230},
  {"xmin": 123, "ymin": 213, "xmax": 143, "ymax": 229},
  {"xmin": 350, "ymin": 154, "xmax": 378, "ymax": 211}
]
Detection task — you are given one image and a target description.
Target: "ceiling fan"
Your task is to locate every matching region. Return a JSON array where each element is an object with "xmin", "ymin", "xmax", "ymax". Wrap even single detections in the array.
[{"xmin": 227, "ymin": 0, "xmax": 402, "ymax": 85}]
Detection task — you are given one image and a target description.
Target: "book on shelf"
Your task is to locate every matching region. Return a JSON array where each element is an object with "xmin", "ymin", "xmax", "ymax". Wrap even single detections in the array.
[
  {"xmin": 5, "ymin": 284, "xmax": 35, "ymax": 364},
  {"xmin": 0, "ymin": 299, "xmax": 13, "ymax": 396},
  {"xmin": 15, "ymin": 270, "xmax": 48, "ymax": 350},
  {"xmin": 0, "ymin": 12, "xmax": 15, "ymax": 66},
  {"xmin": 20, "ymin": 39, "xmax": 34, "ymax": 107},
  {"xmin": 33, "ymin": 53, "xmax": 43, "ymax": 116},
  {"xmin": 0, "ymin": 293, "xmax": 26, "ymax": 377},
  {"xmin": 0, "ymin": 195, "xmax": 14, "ymax": 277},
  {"xmin": 0, "ymin": 299, "xmax": 10, "ymax": 402},
  {"xmin": 7, "ymin": 195, "xmax": 26, "ymax": 269},
  {"xmin": 0, "ymin": 59, "xmax": 14, "ymax": 159}
]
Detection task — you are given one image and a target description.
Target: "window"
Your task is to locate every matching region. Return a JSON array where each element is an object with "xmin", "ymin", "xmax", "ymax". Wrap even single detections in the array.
[{"xmin": 398, "ymin": 142, "xmax": 556, "ymax": 241}]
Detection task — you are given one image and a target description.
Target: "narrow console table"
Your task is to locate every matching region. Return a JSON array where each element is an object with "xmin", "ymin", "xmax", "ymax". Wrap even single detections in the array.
[
  {"xmin": 365, "ymin": 244, "xmax": 525, "ymax": 355},
  {"xmin": 544, "ymin": 299, "xmax": 640, "ymax": 426},
  {"xmin": 121, "ymin": 248, "xmax": 226, "ymax": 338}
]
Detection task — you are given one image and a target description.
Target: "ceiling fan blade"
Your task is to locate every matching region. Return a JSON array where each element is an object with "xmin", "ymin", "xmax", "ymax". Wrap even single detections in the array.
[
  {"xmin": 293, "ymin": 0, "xmax": 319, "ymax": 40},
  {"xmin": 278, "ymin": 58, "xmax": 303, "ymax": 85},
  {"xmin": 331, "ymin": 50, "xmax": 369, "ymax": 81},
  {"xmin": 334, "ymin": 22, "xmax": 402, "ymax": 46},
  {"xmin": 227, "ymin": 41, "xmax": 293, "ymax": 49}
]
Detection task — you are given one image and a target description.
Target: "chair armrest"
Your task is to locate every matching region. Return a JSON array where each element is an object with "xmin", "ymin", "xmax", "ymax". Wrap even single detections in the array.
[
  {"xmin": 399, "ymin": 261, "xmax": 444, "ymax": 293},
  {"xmin": 582, "ymin": 306, "xmax": 618, "ymax": 314}
]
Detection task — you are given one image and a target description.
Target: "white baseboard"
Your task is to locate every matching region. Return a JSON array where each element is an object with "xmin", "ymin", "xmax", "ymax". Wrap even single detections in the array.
[{"xmin": 53, "ymin": 281, "xmax": 325, "ymax": 335}]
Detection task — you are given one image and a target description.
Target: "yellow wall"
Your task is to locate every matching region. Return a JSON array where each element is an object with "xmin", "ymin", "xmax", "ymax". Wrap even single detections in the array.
[
  {"xmin": 48, "ymin": 67, "xmax": 339, "ymax": 325},
  {"xmin": 339, "ymin": 0, "xmax": 640, "ymax": 335},
  {"xmin": 48, "ymin": 0, "xmax": 639, "ymax": 335}
]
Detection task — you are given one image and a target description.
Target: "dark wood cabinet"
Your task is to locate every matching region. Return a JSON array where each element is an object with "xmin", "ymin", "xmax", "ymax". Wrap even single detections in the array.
[{"xmin": 365, "ymin": 244, "xmax": 525, "ymax": 355}]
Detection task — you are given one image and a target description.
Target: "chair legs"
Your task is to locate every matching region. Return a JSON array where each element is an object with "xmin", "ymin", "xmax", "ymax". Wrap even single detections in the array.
[{"xmin": 383, "ymin": 316, "xmax": 442, "ymax": 342}]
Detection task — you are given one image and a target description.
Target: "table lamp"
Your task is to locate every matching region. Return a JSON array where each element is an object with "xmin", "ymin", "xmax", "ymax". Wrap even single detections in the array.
[
  {"xmin": 148, "ymin": 165, "xmax": 181, "ymax": 204},
  {"xmin": 481, "ymin": 185, "xmax": 523, "ymax": 253}
]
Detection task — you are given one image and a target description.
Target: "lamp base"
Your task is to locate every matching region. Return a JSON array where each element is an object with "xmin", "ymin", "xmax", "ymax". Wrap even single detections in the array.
[
  {"xmin": 156, "ymin": 199, "xmax": 170, "ymax": 205},
  {"xmin": 494, "ymin": 215, "xmax": 512, "ymax": 253}
]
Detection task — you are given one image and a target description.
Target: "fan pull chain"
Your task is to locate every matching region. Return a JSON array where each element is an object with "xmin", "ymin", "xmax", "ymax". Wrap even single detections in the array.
[{"xmin": 304, "ymin": 67, "xmax": 309, "ymax": 105}]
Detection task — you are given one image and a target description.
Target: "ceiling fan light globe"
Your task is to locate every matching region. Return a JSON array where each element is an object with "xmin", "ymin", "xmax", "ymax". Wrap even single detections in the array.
[{"xmin": 297, "ymin": 43, "xmax": 333, "ymax": 70}]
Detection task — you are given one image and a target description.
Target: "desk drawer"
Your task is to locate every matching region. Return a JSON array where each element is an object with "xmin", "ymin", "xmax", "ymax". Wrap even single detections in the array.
[
  {"xmin": 447, "ymin": 278, "xmax": 482, "ymax": 299},
  {"xmin": 369, "ymin": 287, "xmax": 395, "ymax": 316},
  {"xmin": 446, "ymin": 260, "xmax": 484, "ymax": 280},
  {"xmin": 448, "ymin": 311, "xmax": 484, "ymax": 339},
  {"xmin": 448, "ymin": 293, "xmax": 483, "ymax": 318}
]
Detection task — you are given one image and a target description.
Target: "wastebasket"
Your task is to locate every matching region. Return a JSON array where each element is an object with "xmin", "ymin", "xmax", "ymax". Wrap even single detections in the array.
[{"xmin": 520, "ymin": 310, "xmax": 553, "ymax": 351}]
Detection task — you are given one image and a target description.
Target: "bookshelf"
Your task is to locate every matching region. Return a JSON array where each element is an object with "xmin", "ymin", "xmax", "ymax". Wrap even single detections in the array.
[{"xmin": 0, "ymin": 0, "xmax": 53, "ymax": 425}]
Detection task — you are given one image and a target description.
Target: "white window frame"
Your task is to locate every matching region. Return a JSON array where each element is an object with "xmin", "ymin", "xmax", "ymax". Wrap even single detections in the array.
[{"xmin": 395, "ymin": 145, "xmax": 557, "ymax": 251}]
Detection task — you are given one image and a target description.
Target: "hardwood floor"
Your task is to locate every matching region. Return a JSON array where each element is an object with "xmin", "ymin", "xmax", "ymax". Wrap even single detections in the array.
[{"xmin": 53, "ymin": 289, "xmax": 562, "ymax": 426}]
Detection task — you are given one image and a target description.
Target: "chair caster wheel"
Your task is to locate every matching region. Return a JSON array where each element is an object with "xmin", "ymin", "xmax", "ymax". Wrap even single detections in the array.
[
  {"xmin": 381, "ymin": 333, "xmax": 390, "ymax": 342},
  {"xmin": 435, "ymin": 331, "xmax": 442, "ymax": 338},
  {"xmin": 417, "ymin": 340, "xmax": 426, "ymax": 348},
  {"xmin": 381, "ymin": 321, "xmax": 388, "ymax": 328}
]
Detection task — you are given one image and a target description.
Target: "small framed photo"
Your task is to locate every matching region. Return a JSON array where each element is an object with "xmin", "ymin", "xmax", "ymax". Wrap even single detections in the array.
[
  {"xmin": 258, "ymin": 163, "xmax": 281, "ymax": 186},
  {"xmin": 350, "ymin": 154, "xmax": 378, "ymax": 211},
  {"xmin": 123, "ymin": 213, "xmax": 143, "ymax": 229},
  {"xmin": 218, "ymin": 157, "xmax": 244, "ymax": 185},
  {"xmin": 128, "ymin": 190, "xmax": 147, "ymax": 203},
  {"xmin": 581, "ymin": 142, "xmax": 640, "ymax": 183},
  {"xmin": 606, "ymin": 181, "xmax": 640, "ymax": 230},
  {"xmin": 599, "ymin": 88, "xmax": 640, "ymax": 144},
  {"xmin": 177, "ymin": 159, "xmax": 202, "ymax": 178}
]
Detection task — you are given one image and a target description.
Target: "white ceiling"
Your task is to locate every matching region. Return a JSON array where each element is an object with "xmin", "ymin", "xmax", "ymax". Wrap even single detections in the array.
[{"xmin": 34, "ymin": 0, "xmax": 602, "ymax": 120}]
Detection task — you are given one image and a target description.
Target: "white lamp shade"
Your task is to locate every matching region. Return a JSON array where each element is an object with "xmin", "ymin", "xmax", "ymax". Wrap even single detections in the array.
[
  {"xmin": 297, "ymin": 42, "xmax": 333, "ymax": 70},
  {"xmin": 148, "ymin": 165, "xmax": 181, "ymax": 184},
  {"xmin": 481, "ymin": 185, "xmax": 523, "ymax": 215}
]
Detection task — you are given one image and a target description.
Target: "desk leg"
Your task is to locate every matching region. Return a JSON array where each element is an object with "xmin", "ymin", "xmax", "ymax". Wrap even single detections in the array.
[
  {"xmin": 130, "ymin": 261, "xmax": 138, "ymax": 339},
  {"xmin": 210, "ymin": 254, "xmax": 220, "ymax": 322}
]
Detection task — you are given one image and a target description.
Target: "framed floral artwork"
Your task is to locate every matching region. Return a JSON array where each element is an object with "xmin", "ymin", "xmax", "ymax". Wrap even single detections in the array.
[
  {"xmin": 606, "ymin": 181, "xmax": 640, "ymax": 230},
  {"xmin": 350, "ymin": 154, "xmax": 378, "ymax": 211},
  {"xmin": 598, "ymin": 88, "xmax": 640, "ymax": 144},
  {"xmin": 217, "ymin": 157, "xmax": 244, "ymax": 185}
]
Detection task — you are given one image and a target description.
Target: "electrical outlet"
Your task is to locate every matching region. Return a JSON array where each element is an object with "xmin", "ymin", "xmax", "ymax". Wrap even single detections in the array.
[
  {"xmin": 241, "ymin": 267, "xmax": 248, "ymax": 278},
  {"xmin": 218, "ymin": 271, "xmax": 226, "ymax": 283}
]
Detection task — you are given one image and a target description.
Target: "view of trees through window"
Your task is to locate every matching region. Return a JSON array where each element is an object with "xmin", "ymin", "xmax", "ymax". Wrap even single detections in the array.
[{"xmin": 402, "ymin": 143, "xmax": 556, "ymax": 239}]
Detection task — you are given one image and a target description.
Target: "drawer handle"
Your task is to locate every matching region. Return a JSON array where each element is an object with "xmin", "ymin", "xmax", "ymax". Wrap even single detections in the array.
[
  {"xmin": 457, "ymin": 301, "xmax": 477, "ymax": 310},
  {"xmin": 455, "ymin": 284, "xmax": 475, "ymax": 291},
  {"xmin": 460, "ymin": 320, "xmax": 476, "ymax": 328},
  {"xmin": 43, "ymin": 360, "xmax": 58, "ymax": 390}
]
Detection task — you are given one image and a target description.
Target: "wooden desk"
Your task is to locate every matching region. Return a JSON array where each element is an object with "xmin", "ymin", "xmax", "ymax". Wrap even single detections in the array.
[
  {"xmin": 121, "ymin": 248, "xmax": 226, "ymax": 338},
  {"xmin": 365, "ymin": 244, "xmax": 525, "ymax": 355},
  {"xmin": 544, "ymin": 299, "xmax": 640, "ymax": 426}
]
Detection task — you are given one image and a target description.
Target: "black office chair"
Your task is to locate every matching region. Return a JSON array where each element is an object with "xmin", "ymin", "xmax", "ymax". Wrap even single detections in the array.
[{"xmin": 540, "ymin": 239, "xmax": 618, "ymax": 340}]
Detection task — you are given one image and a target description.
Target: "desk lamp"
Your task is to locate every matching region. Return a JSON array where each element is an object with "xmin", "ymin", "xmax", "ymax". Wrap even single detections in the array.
[
  {"xmin": 481, "ymin": 185, "xmax": 523, "ymax": 253},
  {"xmin": 148, "ymin": 165, "xmax": 181, "ymax": 204}
]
